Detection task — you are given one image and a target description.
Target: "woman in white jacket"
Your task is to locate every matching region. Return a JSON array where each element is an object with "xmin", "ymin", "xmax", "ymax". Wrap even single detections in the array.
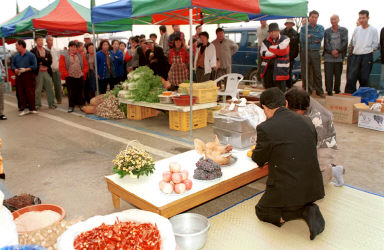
[{"xmin": 194, "ymin": 32, "xmax": 216, "ymax": 82}]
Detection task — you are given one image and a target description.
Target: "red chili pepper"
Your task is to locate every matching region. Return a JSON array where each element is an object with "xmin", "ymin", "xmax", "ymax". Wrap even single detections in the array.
[{"xmin": 73, "ymin": 220, "xmax": 161, "ymax": 250}]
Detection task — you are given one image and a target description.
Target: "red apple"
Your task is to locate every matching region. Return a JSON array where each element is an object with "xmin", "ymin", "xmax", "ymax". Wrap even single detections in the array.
[
  {"xmin": 174, "ymin": 183, "xmax": 186, "ymax": 194},
  {"xmin": 169, "ymin": 162, "xmax": 181, "ymax": 173},
  {"xmin": 172, "ymin": 173, "xmax": 183, "ymax": 184},
  {"xmin": 162, "ymin": 171, "xmax": 172, "ymax": 182},
  {"xmin": 183, "ymin": 179, "xmax": 193, "ymax": 191},
  {"xmin": 161, "ymin": 182, "xmax": 174, "ymax": 194},
  {"xmin": 180, "ymin": 169, "xmax": 189, "ymax": 181}
]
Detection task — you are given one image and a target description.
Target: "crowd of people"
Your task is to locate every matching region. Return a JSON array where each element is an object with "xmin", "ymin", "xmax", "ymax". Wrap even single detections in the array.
[
  {"xmin": 261, "ymin": 9, "xmax": 381, "ymax": 97},
  {"xmin": 0, "ymin": 9, "xmax": 383, "ymax": 119}
]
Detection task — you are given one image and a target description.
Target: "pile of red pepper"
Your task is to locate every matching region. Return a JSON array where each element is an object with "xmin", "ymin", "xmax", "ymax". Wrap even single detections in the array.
[{"xmin": 73, "ymin": 220, "xmax": 161, "ymax": 249}]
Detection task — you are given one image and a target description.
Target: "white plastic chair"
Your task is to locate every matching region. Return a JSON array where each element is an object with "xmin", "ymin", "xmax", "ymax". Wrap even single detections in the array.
[{"xmin": 214, "ymin": 73, "xmax": 244, "ymax": 102}]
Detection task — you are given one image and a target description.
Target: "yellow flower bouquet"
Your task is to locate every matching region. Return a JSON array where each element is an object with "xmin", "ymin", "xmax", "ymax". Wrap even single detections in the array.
[{"xmin": 112, "ymin": 145, "xmax": 155, "ymax": 178}]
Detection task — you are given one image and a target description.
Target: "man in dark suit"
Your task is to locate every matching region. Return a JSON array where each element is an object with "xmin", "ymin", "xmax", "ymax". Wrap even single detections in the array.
[{"xmin": 252, "ymin": 87, "xmax": 325, "ymax": 240}]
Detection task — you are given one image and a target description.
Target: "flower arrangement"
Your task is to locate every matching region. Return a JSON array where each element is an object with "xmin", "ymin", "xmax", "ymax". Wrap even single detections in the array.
[{"xmin": 112, "ymin": 146, "xmax": 155, "ymax": 178}]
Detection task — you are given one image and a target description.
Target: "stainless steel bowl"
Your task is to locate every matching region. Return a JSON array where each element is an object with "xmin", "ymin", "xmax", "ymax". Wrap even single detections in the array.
[{"xmin": 169, "ymin": 213, "xmax": 210, "ymax": 250}]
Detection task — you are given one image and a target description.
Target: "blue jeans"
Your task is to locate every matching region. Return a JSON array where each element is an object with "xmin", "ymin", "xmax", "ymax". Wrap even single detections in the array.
[{"xmin": 345, "ymin": 53, "xmax": 373, "ymax": 94}]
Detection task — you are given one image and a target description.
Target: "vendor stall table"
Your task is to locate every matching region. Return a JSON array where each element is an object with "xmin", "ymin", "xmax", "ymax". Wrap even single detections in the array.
[
  {"xmin": 105, "ymin": 149, "xmax": 268, "ymax": 218},
  {"xmin": 118, "ymin": 99, "xmax": 218, "ymax": 112}
]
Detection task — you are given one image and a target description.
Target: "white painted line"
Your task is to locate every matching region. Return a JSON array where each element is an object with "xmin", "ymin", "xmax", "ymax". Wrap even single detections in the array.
[
  {"xmin": 4, "ymin": 100, "xmax": 174, "ymax": 158},
  {"xmin": 4, "ymin": 94, "xmax": 193, "ymax": 149}
]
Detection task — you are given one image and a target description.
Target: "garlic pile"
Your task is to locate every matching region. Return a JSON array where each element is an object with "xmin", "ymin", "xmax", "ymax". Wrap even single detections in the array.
[{"xmin": 96, "ymin": 95, "xmax": 125, "ymax": 119}]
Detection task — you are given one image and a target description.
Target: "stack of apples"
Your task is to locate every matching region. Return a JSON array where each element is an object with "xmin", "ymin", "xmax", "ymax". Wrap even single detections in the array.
[{"xmin": 159, "ymin": 162, "xmax": 193, "ymax": 194}]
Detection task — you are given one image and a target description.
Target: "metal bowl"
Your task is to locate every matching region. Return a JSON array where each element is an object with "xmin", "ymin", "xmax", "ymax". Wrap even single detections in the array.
[{"xmin": 169, "ymin": 213, "xmax": 210, "ymax": 250}]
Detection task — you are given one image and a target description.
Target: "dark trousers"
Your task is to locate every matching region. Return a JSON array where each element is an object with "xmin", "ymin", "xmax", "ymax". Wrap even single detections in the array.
[
  {"xmin": 345, "ymin": 53, "xmax": 373, "ymax": 94},
  {"xmin": 256, "ymin": 203, "xmax": 307, "ymax": 227},
  {"xmin": 66, "ymin": 77, "xmax": 85, "ymax": 108},
  {"xmin": 263, "ymin": 66, "xmax": 286, "ymax": 92},
  {"xmin": 300, "ymin": 50, "xmax": 324, "ymax": 94},
  {"xmin": 324, "ymin": 62, "xmax": 343, "ymax": 95},
  {"xmin": 286, "ymin": 59, "xmax": 295, "ymax": 89},
  {"xmin": 196, "ymin": 67, "xmax": 211, "ymax": 82},
  {"xmin": 16, "ymin": 71, "xmax": 36, "ymax": 111},
  {"xmin": 98, "ymin": 78, "xmax": 110, "ymax": 94},
  {"xmin": 85, "ymin": 71, "xmax": 96, "ymax": 104}
]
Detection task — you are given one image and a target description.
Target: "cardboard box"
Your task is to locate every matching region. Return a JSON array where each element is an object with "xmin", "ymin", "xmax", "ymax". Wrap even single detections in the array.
[
  {"xmin": 357, "ymin": 103, "xmax": 384, "ymax": 132},
  {"xmin": 325, "ymin": 95, "xmax": 361, "ymax": 124}
]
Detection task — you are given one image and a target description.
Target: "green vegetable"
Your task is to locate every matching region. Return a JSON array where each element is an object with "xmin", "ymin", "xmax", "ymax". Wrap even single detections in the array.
[{"xmin": 128, "ymin": 66, "xmax": 164, "ymax": 103}]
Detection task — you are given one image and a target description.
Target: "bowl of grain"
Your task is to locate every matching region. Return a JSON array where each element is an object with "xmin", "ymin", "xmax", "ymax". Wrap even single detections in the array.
[{"xmin": 12, "ymin": 204, "xmax": 65, "ymax": 233}]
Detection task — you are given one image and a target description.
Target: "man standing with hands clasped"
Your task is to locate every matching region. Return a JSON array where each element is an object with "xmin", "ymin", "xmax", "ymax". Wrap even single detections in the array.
[{"xmin": 324, "ymin": 15, "xmax": 348, "ymax": 96}]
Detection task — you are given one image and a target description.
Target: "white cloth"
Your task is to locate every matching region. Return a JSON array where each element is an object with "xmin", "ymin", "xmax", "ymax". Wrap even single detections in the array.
[
  {"xmin": 351, "ymin": 25, "xmax": 379, "ymax": 55},
  {"xmin": 46, "ymin": 45, "xmax": 60, "ymax": 71},
  {"xmin": 194, "ymin": 43, "xmax": 217, "ymax": 74}
]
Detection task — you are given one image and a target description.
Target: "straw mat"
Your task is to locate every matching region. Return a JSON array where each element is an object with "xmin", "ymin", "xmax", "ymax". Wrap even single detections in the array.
[{"xmin": 203, "ymin": 185, "xmax": 384, "ymax": 250}]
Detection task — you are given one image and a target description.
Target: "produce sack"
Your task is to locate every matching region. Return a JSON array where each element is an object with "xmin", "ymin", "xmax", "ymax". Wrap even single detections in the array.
[
  {"xmin": 57, "ymin": 209, "xmax": 176, "ymax": 250},
  {"xmin": 95, "ymin": 95, "xmax": 125, "ymax": 119},
  {"xmin": 89, "ymin": 94, "xmax": 104, "ymax": 106},
  {"xmin": 81, "ymin": 105, "xmax": 96, "ymax": 114},
  {"xmin": 352, "ymin": 87, "xmax": 379, "ymax": 105}
]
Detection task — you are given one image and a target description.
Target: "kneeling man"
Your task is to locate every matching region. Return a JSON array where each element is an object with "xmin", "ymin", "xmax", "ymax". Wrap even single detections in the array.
[{"xmin": 252, "ymin": 87, "xmax": 325, "ymax": 240}]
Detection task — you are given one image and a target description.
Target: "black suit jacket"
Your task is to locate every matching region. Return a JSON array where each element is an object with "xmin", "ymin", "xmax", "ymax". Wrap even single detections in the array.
[
  {"xmin": 252, "ymin": 107, "xmax": 325, "ymax": 207},
  {"xmin": 31, "ymin": 47, "xmax": 53, "ymax": 76}
]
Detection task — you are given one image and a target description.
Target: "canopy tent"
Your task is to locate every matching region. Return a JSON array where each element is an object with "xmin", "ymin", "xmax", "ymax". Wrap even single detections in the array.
[
  {"xmin": 92, "ymin": 0, "xmax": 307, "ymax": 27},
  {"xmin": 91, "ymin": 0, "xmax": 308, "ymax": 136},
  {"xmin": 0, "ymin": 6, "xmax": 38, "ymax": 38},
  {"xmin": 2, "ymin": 0, "xmax": 132, "ymax": 38}
]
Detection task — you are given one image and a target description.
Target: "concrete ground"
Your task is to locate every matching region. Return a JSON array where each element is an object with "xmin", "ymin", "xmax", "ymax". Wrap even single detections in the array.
[{"xmin": 1, "ymin": 80, "xmax": 383, "ymax": 221}]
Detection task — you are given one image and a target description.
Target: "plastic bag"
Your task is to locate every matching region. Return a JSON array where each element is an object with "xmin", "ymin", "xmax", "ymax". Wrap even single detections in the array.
[
  {"xmin": 218, "ymin": 103, "xmax": 266, "ymax": 129},
  {"xmin": 352, "ymin": 87, "xmax": 379, "ymax": 105},
  {"xmin": 56, "ymin": 209, "xmax": 176, "ymax": 250},
  {"xmin": 0, "ymin": 192, "xmax": 18, "ymax": 247}
]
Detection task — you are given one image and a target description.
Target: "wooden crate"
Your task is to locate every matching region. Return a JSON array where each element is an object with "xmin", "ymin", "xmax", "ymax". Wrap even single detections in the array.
[
  {"xmin": 169, "ymin": 109, "xmax": 207, "ymax": 131},
  {"xmin": 127, "ymin": 104, "xmax": 158, "ymax": 120}
]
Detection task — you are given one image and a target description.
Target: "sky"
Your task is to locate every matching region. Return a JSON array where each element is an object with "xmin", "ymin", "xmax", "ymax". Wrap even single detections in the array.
[{"xmin": 0, "ymin": 0, "xmax": 382, "ymax": 49}]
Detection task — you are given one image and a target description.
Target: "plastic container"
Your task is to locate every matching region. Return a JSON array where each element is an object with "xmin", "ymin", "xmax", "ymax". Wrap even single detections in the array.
[
  {"xmin": 187, "ymin": 87, "xmax": 218, "ymax": 104},
  {"xmin": 172, "ymin": 96, "xmax": 197, "ymax": 106},
  {"xmin": 12, "ymin": 204, "xmax": 66, "ymax": 233},
  {"xmin": 127, "ymin": 104, "xmax": 158, "ymax": 120},
  {"xmin": 169, "ymin": 109, "xmax": 207, "ymax": 131},
  {"xmin": 207, "ymin": 106, "xmax": 222, "ymax": 124},
  {"xmin": 158, "ymin": 95, "xmax": 174, "ymax": 104},
  {"xmin": 213, "ymin": 126, "xmax": 257, "ymax": 149},
  {"xmin": 213, "ymin": 114, "xmax": 255, "ymax": 132}
]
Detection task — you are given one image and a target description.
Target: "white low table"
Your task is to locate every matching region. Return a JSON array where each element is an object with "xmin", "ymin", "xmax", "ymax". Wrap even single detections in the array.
[
  {"xmin": 119, "ymin": 98, "xmax": 217, "ymax": 112},
  {"xmin": 105, "ymin": 149, "xmax": 268, "ymax": 218}
]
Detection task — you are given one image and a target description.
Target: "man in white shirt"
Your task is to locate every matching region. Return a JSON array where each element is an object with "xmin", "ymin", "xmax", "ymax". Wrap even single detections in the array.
[
  {"xmin": 46, "ymin": 35, "xmax": 62, "ymax": 104},
  {"xmin": 345, "ymin": 10, "xmax": 379, "ymax": 93}
]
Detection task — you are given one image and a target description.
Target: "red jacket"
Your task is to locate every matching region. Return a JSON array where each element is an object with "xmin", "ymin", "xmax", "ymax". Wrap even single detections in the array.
[
  {"xmin": 168, "ymin": 47, "xmax": 189, "ymax": 65},
  {"xmin": 59, "ymin": 52, "xmax": 88, "ymax": 80}
]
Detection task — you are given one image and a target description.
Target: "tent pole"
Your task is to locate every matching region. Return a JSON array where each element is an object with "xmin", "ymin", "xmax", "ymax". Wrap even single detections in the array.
[
  {"xmin": 92, "ymin": 24, "xmax": 99, "ymax": 95},
  {"xmin": 32, "ymin": 30, "xmax": 36, "ymax": 48},
  {"xmin": 189, "ymin": 8, "xmax": 193, "ymax": 138},
  {"xmin": 305, "ymin": 17, "xmax": 308, "ymax": 93},
  {"xmin": 2, "ymin": 37, "xmax": 9, "ymax": 84}
]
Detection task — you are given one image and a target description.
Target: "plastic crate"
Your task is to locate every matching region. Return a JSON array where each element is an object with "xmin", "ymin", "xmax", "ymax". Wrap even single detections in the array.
[
  {"xmin": 207, "ymin": 106, "xmax": 222, "ymax": 123},
  {"xmin": 127, "ymin": 104, "xmax": 158, "ymax": 120},
  {"xmin": 169, "ymin": 109, "xmax": 207, "ymax": 131},
  {"xmin": 187, "ymin": 87, "xmax": 218, "ymax": 104}
]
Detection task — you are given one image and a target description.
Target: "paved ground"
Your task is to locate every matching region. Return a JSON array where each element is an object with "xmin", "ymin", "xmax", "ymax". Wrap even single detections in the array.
[{"xmin": 1, "ymin": 86, "xmax": 383, "ymax": 221}]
